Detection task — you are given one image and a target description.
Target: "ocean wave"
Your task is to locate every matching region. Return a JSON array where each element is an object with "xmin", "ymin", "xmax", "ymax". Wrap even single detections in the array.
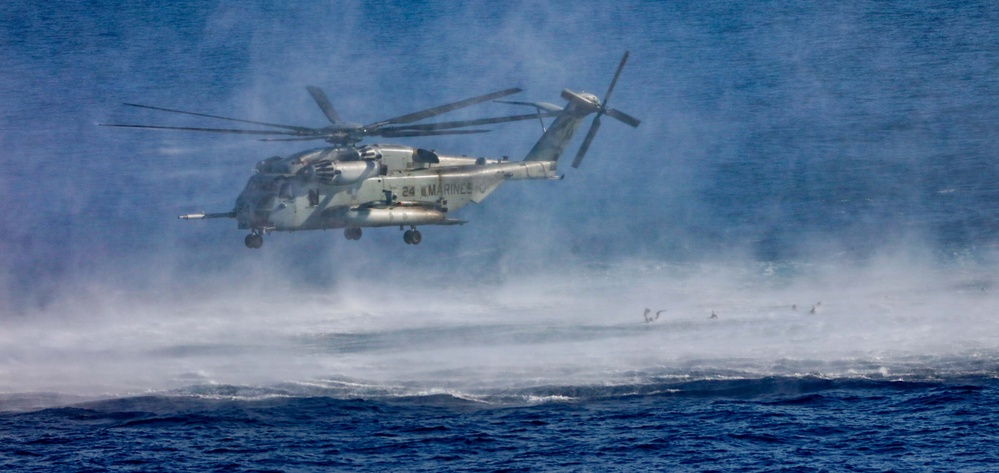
[{"xmin": 5, "ymin": 365, "xmax": 997, "ymax": 414}]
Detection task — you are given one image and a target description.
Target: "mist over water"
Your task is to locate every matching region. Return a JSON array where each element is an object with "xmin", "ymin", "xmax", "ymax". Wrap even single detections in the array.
[
  {"xmin": 3, "ymin": 0, "xmax": 999, "ymax": 408},
  {"xmin": 3, "ymin": 257, "xmax": 997, "ymax": 409}
]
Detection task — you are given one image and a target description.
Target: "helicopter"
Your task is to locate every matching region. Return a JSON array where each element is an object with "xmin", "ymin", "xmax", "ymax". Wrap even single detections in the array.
[{"xmin": 101, "ymin": 52, "xmax": 640, "ymax": 248}]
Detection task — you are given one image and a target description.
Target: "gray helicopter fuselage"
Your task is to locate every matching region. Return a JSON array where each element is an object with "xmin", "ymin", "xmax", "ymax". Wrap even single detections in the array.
[
  {"xmin": 164, "ymin": 52, "xmax": 638, "ymax": 247},
  {"xmin": 233, "ymin": 144, "xmax": 558, "ymax": 233}
]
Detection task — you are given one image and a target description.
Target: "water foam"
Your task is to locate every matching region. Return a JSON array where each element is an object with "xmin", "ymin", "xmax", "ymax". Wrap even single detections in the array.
[{"xmin": 2, "ymin": 258, "xmax": 997, "ymax": 408}]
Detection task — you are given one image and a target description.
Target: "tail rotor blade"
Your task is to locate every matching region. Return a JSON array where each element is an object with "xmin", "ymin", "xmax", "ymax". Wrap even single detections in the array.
[
  {"xmin": 306, "ymin": 86, "xmax": 344, "ymax": 125},
  {"xmin": 602, "ymin": 51, "xmax": 629, "ymax": 106},
  {"xmin": 572, "ymin": 115, "xmax": 602, "ymax": 169},
  {"xmin": 605, "ymin": 108, "xmax": 641, "ymax": 128},
  {"xmin": 569, "ymin": 51, "xmax": 639, "ymax": 169}
]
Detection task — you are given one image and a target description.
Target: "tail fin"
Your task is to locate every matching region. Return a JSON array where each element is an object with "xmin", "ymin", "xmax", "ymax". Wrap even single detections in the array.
[
  {"xmin": 521, "ymin": 52, "xmax": 640, "ymax": 167},
  {"xmin": 523, "ymin": 97, "xmax": 590, "ymax": 162}
]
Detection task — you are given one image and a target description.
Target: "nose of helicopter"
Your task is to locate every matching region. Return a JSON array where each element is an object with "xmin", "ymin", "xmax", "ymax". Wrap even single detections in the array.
[{"xmin": 235, "ymin": 193, "xmax": 277, "ymax": 229}]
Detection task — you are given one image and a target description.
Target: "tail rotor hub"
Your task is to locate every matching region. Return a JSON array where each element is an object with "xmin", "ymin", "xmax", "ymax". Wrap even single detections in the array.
[{"xmin": 570, "ymin": 51, "xmax": 642, "ymax": 169}]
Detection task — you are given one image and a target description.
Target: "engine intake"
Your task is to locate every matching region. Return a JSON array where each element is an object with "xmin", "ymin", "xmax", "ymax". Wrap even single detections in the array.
[{"xmin": 306, "ymin": 159, "xmax": 379, "ymax": 184}]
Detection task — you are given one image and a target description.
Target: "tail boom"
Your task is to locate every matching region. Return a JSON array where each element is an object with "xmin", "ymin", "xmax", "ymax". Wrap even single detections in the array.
[
  {"xmin": 522, "ymin": 51, "xmax": 640, "ymax": 167},
  {"xmin": 522, "ymin": 92, "xmax": 595, "ymax": 162}
]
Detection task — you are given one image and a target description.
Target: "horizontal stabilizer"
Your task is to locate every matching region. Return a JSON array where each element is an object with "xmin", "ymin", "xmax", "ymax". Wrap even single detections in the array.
[{"xmin": 560, "ymin": 89, "xmax": 599, "ymax": 111}]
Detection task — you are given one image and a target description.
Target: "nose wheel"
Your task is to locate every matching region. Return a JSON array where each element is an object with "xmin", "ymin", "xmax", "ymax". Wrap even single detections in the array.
[
  {"xmin": 244, "ymin": 233, "xmax": 264, "ymax": 249},
  {"xmin": 403, "ymin": 228, "xmax": 422, "ymax": 245},
  {"xmin": 344, "ymin": 228, "xmax": 362, "ymax": 240}
]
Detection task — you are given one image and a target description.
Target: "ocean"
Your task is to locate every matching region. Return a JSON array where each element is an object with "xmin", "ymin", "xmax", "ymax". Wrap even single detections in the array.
[
  {"xmin": 3, "ymin": 1, "xmax": 999, "ymax": 471},
  {"xmin": 4, "ymin": 378, "xmax": 998, "ymax": 471}
]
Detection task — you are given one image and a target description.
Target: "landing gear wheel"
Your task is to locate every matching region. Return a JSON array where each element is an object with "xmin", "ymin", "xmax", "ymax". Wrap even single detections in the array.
[
  {"xmin": 344, "ymin": 228, "xmax": 362, "ymax": 240},
  {"xmin": 403, "ymin": 229, "xmax": 422, "ymax": 245},
  {"xmin": 244, "ymin": 233, "xmax": 263, "ymax": 249}
]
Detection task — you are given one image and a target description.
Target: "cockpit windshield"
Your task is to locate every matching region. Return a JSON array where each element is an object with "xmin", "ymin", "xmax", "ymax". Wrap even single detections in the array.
[{"xmin": 243, "ymin": 175, "xmax": 283, "ymax": 193}]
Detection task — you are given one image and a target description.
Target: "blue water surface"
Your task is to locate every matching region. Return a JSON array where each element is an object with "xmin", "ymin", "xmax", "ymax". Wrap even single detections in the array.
[{"xmin": 2, "ymin": 378, "xmax": 997, "ymax": 471}]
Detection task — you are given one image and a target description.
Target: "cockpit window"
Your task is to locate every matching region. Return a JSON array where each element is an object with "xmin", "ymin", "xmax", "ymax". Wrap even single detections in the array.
[{"xmin": 244, "ymin": 175, "xmax": 285, "ymax": 193}]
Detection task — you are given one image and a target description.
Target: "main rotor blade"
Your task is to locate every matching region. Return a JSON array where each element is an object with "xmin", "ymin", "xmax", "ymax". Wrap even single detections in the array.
[
  {"xmin": 602, "ymin": 51, "xmax": 629, "ymax": 106},
  {"xmin": 122, "ymin": 103, "xmax": 315, "ymax": 132},
  {"xmin": 604, "ymin": 108, "xmax": 641, "ymax": 128},
  {"xmin": 368, "ymin": 87, "xmax": 522, "ymax": 128},
  {"xmin": 388, "ymin": 112, "xmax": 558, "ymax": 132},
  {"xmin": 99, "ymin": 123, "xmax": 310, "ymax": 136},
  {"xmin": 306, "ymin": 86, "xmax": 344, "ymax": 125},
  {"xmin": 258, "ymin": 136, "xmax": 331, "ymax": 142},
  {"xmin": 494, "ymin": 100, "xmax": 565, "ymax": 113},
  {"xmin": 571, "ymin": 114, "xmax": 602, "ymax": 169},
  {"xmin": 379, "ymin": 129, "xmax": 490, "ymax": 138}
]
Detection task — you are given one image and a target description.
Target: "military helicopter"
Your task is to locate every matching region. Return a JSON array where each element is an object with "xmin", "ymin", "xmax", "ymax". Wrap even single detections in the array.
[{"xmin": 101, "ymin": 52, "xmax": 640, "ymax": 248}]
